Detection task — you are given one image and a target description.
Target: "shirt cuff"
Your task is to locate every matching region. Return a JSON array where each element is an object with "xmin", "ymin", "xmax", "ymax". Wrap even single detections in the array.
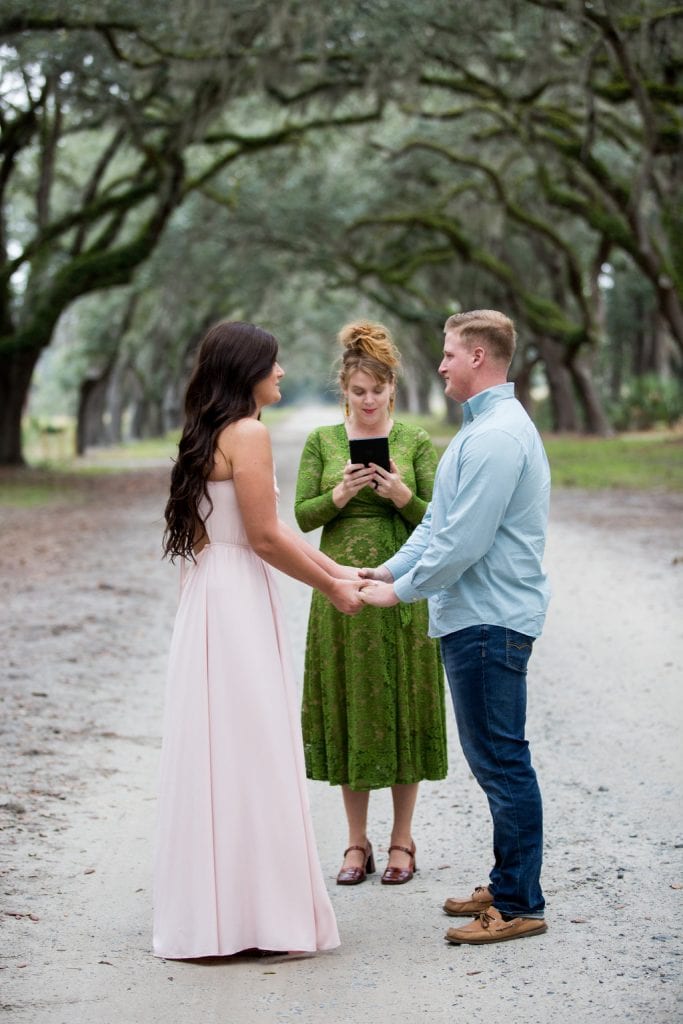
[
  {"xmin": 384, "ymin": 551, "xmax": 414, "ymax": 582},
  {"xmin": 393, "ymin": 572, "xmax": 423, "ymax": 604}
]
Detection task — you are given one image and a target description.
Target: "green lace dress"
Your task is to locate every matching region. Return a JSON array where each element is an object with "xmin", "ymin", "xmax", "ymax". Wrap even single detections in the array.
[{"xmin": 294, "ymin": 421, "xmax": 448, "ymax": 791}]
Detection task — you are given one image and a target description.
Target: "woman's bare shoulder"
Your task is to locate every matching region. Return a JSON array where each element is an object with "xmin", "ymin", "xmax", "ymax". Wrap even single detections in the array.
[
  {"xmin": 216, "ymin": 418, "xmax": 270, "ymax": 468},
  {"xmin": 218, "ymin": 417, "xmax": 269, "ymax": 446}
]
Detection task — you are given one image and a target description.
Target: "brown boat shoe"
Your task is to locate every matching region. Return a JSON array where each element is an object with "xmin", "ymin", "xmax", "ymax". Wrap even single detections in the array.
[
  {"xmin": 443, "ymin": 885, "xmax": 494, "ymax": 917},
  {"xmin": 445, "ymin": 906, "xmax": 548, "ymax": 945}
]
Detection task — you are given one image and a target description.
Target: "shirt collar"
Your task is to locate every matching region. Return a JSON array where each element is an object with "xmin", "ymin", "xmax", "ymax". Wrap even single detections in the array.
[{"xmin": 462, "ymin": 382, "xmax": 515, "ymax": 424}]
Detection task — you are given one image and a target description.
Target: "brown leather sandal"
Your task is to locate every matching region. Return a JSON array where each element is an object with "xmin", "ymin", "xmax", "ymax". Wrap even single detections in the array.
[
  {"xmin": 381, "ymin": 842, "xmax": 417, "ymax": 885},
  {"xmin": 336, "ymin": 842, "xmax": 376, "ymax": 885}
]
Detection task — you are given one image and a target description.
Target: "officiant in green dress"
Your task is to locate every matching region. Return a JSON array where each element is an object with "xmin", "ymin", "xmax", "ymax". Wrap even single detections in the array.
[{"xmin": 294, "ymin": 320, "xmax": 448, "ymax": 887}]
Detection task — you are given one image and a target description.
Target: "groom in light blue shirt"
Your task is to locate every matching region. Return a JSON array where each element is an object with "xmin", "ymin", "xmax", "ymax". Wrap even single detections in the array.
[{"xmin": 360, "ymin": 309, "xmax": 550, "ymax": 945}]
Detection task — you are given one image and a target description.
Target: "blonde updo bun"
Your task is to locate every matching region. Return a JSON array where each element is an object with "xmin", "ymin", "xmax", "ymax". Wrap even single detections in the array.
[{"xmin": 337, "ymin": 320, "xmax": 401, "ymax": 389}]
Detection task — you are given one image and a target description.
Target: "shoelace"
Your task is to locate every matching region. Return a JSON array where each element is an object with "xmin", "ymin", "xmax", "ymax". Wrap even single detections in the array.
[{"xmin": 479, "ymin": 909, "xmax": 495, "ymax": 930}]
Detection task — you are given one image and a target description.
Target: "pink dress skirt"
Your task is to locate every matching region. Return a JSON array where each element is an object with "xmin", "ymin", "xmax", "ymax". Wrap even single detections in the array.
[{"xmin": 153, "ymin": 480, "xmax": 339, "ymax": 958}]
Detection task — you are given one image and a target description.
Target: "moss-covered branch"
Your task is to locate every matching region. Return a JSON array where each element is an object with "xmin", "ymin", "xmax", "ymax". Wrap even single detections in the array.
[
  {"xmin": 1, "ymin": 179, "xmax": 157, "ymax": 285},
  {"xmin": 349, "ymin": 209, "xmax": 587, "ymax": 345},
  {"xmin": 0, "ymin": 165, "xmax": 182, "ymax": 359},
  {"xmin": 397, "ymin": 140, "xmax": 591, "ymax": 320}
]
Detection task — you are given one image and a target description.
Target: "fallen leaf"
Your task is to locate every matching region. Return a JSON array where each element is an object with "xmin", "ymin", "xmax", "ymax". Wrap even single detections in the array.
[
  {"xmin": 83, "ymin": 868, "xmax": 95, "ymax": 875},
  {"xmin": 570, "ymin": 918, "xmax": 588, "ymax": 924},
  {"xmin": 670, "ymin": 883, "xmax": 682, "ymax": 890},
  {"xmin": 98, "ymin": 960, "xmax": 113, "ymax": 966},
  {"xmin": 466, "ymin": 970, "xmax": 482, "ymax": 976}
]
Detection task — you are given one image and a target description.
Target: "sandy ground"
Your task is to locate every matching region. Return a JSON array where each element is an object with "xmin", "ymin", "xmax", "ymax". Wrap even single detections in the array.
[{"xmin": 1, "ymin": 408, "xmax": 682, "ymax": 1024}]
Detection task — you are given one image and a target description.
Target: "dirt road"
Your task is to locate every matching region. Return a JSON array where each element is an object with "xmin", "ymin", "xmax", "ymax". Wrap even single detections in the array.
[{"xmin": 1, "ymin": 411, "xmax": 682, "ymax": 1023}]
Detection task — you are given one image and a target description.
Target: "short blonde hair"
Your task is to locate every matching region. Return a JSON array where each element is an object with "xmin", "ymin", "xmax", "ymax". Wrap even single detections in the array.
[
  {"xmin": 337, "ymin": 320, "xmax": 401, "ymax": 390},
  {"xmin": 444, "ymin": 309, "xmax": 516, "ymax": 366}
]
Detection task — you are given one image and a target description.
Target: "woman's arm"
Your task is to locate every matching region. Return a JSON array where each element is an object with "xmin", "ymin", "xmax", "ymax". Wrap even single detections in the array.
[
  {"xmin": 280, "ymin": 521, "xmax": 361, "ymax": 580},
  {"xmin": 294, "ymin": 428, "xmax": 374, "ymax": 530},
  {"xmin": 294, "ymin": 430, "xmax": 341, "ymax": 532},
  {"xmin": 223, "ymin": 421, "xmax": 363, "ymax": 613}
]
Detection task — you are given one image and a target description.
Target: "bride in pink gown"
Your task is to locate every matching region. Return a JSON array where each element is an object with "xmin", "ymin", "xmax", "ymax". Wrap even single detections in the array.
[{"xmin": 154, "ymin": 321, "xmax": 363, "ymax": 959}]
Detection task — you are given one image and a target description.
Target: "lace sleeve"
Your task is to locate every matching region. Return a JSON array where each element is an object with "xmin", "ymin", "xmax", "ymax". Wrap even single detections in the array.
[
  {"xmin": 294, "ymin": 429, "xmax": 340, "ymax": 533},
  {"xmin": 397, "ymin": 428, "xmax": 438, "ymax": 527}
]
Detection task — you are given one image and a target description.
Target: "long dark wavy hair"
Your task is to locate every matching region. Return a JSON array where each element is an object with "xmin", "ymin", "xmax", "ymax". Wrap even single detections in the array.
[{"xmin": 163, "ymin": 320, "xmax": 279, "ymax": 562}]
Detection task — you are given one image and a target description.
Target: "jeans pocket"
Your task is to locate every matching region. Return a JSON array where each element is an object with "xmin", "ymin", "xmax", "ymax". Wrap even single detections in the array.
[{"xmin": 505, "ymin": 628, "xmax": 534, "ymax": 673}]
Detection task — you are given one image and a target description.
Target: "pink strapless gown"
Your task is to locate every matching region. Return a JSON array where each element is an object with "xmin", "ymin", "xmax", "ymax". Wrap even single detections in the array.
[{"xmin": 153, "ymin": 480, "xmax": 339, "ymax": 958}]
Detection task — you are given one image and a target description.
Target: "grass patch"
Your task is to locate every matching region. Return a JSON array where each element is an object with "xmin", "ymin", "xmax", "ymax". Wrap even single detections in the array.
[
  {"xmin": 24, "ymin": 409, "xmax": 290, "ymax": 474},
  {"xmin": 9, "ymin": 412, "xmax": 682, "ymax": 503},
  {"xmin": 0, "ymin": 470, "xmax": 86, "ymax": 508},
  {"xmin": 261, "ymin": 405, "xmax": 291, "ymax": 426},
  {"xmin": 402, "ymin": 414, "xmax": 682, "ymax": 491},
  {"xmin": 398, "ymin": 411, "xmax": 458, "ymax": 444},
  {"xmin": 542, "ymin": 433, "xmax": 683, "ymax": 490},
  {"xmin": 0, "ymin": 480, "xmax": 75, "ymax": 507},
  {"xmin": 25, "ymin": 432, "xmax": 180, "ymax": 475}
]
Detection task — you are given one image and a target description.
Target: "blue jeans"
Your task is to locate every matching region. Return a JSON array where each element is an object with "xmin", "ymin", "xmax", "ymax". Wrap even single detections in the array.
[{"xmin": 440, "ymin": 624, "xmax": 545, "ymax": 919}]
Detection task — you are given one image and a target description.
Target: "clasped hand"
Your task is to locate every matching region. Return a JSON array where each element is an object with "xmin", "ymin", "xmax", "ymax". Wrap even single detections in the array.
[
  {"xmin": 328, "ymin": 577, "xmax": 366, "ymax": 615},
  {"xmin": 329, "ymin": 565, "xmax": 398, "ymax": 612},
  {"xmin": 358, "ymin": 580, "xmax": 399, "ymax": 607},
  {"xmin": 357, "ymin": 564, "xmax": 398, "ymax": 607}
]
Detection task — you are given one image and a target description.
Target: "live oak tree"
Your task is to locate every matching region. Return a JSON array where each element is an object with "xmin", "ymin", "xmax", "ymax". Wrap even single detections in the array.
[
  {"xmin": 179, "ymin": 0, "xmax": 681, "ymax": 434},
  {"xmin": 4, "ymin": 0, "xmax": 680, "ymax": 452},
  {"xmin": 69, "ymin": 142, "xmax": 391, "ymax": 450},
  {"xmin": 333, "ymin": 0, "xmax": 683, "ymax": 431},
  {"xmin": 0, "ymin": 0, "xmax": 390, "ymax": 464}
]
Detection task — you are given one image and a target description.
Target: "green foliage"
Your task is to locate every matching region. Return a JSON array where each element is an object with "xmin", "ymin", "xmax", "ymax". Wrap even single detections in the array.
[
  {"xmin": 0, "ymin": 0, "xmax": 404, "ymax": 460},
  {"xmin": 662, "ymin": 194, "xmax": 683, "ymax": 291},
  {"xmin": 22, "ymin": 414, "xmax": 75, "ymax": 462},
  {"xmin": 609, "ymin": 375, "xmax": 683, "ymax": 431},
  {"xmin": 3, "ymin": 0, "xmax": 683, "ymax": 461}
]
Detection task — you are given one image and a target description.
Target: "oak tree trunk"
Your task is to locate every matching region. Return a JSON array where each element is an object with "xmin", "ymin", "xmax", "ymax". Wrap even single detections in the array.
[
  {"xmin": 0, "ymin": 347, "xmax": 43, "ymax": 465},
  {"xmin": 537, "ymin": 337, "xmax": 579, "ymax": 432},
  {"xmin": 569, "ymin": 354, "xmax": 613, "ymax": 436}
]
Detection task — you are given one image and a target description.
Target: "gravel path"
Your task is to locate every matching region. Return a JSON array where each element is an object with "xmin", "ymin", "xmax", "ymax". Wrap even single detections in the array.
[{"xmin": 1, "ymin": 410, "xmax": 682, "ymax": 1024}]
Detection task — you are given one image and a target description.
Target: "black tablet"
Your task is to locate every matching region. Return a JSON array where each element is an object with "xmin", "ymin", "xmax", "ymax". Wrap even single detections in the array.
[{"xmin": 348, "ymin": 436, "xmax": 390, "ymax": 473}]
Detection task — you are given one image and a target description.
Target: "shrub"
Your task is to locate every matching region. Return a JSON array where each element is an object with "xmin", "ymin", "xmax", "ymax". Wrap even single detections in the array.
[{"xmin": 609, "ymin": 374, "xmax": 683, "ymax": 430}]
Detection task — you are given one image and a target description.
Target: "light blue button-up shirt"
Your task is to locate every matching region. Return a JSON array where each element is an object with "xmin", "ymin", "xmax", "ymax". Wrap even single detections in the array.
[{"xmin": 385, "ymin": 383, "xmax": 551, "ymax": 638}]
